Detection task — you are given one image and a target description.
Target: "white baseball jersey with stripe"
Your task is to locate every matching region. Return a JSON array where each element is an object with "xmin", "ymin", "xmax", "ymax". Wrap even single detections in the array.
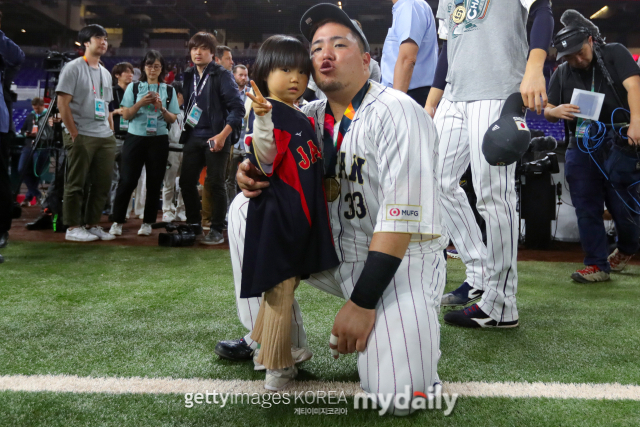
[{"xmin": 228, "ymin": 81, "xmax": 448, "ymax": 413}]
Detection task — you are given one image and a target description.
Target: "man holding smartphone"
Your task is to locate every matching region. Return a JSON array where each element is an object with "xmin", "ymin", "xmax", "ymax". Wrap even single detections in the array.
[{"xmin": 179, "ymin": 32, "xmax": 245, "ymax": 245}]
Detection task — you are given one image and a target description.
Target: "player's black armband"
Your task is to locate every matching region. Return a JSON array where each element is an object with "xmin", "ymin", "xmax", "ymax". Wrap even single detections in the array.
[
  {"xmin": 432, "ymin": 41, "xmax": 448, "ymax": 91},
  {"xmin": 350, "ymin": 251, "xmax": 403, "ymax": 310},
  {"xmin": 529, "ymin": 0, "xmax": 553, "ymax": 53}
]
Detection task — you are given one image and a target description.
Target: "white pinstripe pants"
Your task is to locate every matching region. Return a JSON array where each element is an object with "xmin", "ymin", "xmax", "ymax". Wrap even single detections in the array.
[
  {"xmin": 229, "ymin": 193, "xmax": 446, "ymax": 411},
  {"xmin": 434, "ymin": 98, "xmax": 519, "ymax": 322}
]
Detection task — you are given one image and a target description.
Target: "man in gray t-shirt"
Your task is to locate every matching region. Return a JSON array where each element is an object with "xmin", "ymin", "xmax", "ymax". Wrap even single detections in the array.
[
  {"xmin": 56, "ymin": 24, "xmax": 117, "ymax": 243},
  {"xmin": 423, "ymin": 0, "xmax": 554, "ymax": 329}
]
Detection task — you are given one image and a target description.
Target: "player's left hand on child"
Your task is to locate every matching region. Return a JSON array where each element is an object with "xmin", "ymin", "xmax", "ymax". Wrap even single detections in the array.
[
  {"xmin": 520, "ymin": 69, "xmax": 548, "ymax": 115},
  {"xmin": 246, "ymin": 81, "xmax": 272, "ymax": 117},
  {"xmin": 329, "ymin": 300, "xmax": 375, "ymax": 358}
]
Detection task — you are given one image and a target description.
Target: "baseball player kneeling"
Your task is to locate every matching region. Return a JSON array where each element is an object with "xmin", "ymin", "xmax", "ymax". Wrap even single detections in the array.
[{"xmin": 219, "ymin": 4, "xmax": 448, "ymax": 414}]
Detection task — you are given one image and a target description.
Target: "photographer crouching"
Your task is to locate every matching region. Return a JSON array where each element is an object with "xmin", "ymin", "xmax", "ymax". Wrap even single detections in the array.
[{"xmin": 545, "ymin": 10, "xmax": 640, "ymax": 283}]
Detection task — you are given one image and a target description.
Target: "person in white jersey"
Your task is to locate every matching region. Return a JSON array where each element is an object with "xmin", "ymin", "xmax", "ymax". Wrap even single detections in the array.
[{"xmin": 423, "ymin": 0, "xmax": 554, "ymax": 327}]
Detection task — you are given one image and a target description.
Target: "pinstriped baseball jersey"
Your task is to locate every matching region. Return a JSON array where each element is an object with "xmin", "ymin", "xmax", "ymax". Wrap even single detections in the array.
[{"xmin": 303, "ymin": 81, "xmax": 446, "ymax": 263}]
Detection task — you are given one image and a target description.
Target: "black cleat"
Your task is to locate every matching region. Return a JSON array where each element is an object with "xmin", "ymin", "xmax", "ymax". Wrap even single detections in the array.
[
  {"xmin": 441, "ymin": 282, "xmax": 483, "ymax": 307},
  {"xmin": 214, "ymin": 338, "xmax": 254, "ymax": 361},
  {"xmin": 444, "ymin": 304, "xmax": 519, "ymax": 328},
  {"xmin": 0, "ymin": 231, "xmax": 8, "ymax": 248}
]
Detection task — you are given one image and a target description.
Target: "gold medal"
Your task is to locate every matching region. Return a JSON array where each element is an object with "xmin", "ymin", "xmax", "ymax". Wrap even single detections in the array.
[
  {"xmin": 324, "ymin": 177, "xmax": 341, "ymax": 203},
  {"xmin": 452, "ymin": 5, "xmax": 466, "ymax": 24}
]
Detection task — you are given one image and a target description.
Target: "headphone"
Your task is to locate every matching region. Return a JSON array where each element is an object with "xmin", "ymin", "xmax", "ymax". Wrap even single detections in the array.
[{"xmin": 552, "ymin": 26, "xmax": 591, "ymax": 49}]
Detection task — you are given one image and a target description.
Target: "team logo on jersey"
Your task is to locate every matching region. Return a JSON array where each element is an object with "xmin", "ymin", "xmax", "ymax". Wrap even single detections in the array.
[
  {"xmin": 297, "ymin": 140, "xmax": 323, "ymax": 170},
  {"xmin": 386, "ymin": 204, "xmax": 422, "ymax": 222},
  {"xmin": 452, "ymin": 5, "xmax": 466, "ymax": 24},
  {"xmin": 466, "ymin": 0, "xmax": 491, "ymax": 21},
  {"xmin": 449, "ymin": 0, "xmax": 492, "ymax": 38},
  {"xmin": 337, "ymin": 152, "xmax": 366, "ymax": 185},
  {"xmin": 513, "ymin": 117, "xmax": 529, "ymax": 131}
]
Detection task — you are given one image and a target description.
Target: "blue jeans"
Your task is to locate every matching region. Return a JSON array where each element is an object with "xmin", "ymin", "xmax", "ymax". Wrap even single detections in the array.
[
  {"xmin": 565, "ymin": 147, "xmax": 640, "ymax": 272},
  {"xmin": 18, "ymin": 143, "xmax": 49, "ymax": 201}
]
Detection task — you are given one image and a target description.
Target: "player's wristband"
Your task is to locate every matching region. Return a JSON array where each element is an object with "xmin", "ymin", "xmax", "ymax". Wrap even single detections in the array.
[{"xmin": 350, "ymin": 251, "xmax": 403, "ymax": 310}]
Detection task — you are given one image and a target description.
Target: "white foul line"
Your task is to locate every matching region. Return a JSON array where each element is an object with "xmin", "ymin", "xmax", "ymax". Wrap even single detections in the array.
[{"xmin": 1, "ymin": 374, "xmax": 639, "ymax": 400}]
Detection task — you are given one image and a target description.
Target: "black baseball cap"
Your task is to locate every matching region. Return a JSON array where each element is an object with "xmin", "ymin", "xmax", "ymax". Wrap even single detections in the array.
[
  {"xmin": 554, "ymin": 26, "xmax": 590, "ymax": 60},
  {"xmin": 482, "ymin": 93, "xmax": 531, "ymax": 166},
  {"xmin": 300, "ymin": 3, "xmax": 370, "ymax": 53}
]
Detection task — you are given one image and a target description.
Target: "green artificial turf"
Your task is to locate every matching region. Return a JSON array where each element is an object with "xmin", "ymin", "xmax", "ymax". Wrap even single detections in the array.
[{"xmin": 1, "ymin": 241, "xmax": 639, "ymax": 426}]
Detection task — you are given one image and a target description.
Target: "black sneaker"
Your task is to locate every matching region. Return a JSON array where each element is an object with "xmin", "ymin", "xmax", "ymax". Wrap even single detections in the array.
[
  {"xmin": 0, "ymin": 231, "xmax": 8, "ymax": 249},
  {"xmin": 440, "ymin": 282, "xmax": 483, "ymax": 307},
  {"xmin": 200, "ymin": 229, "xmax": 224, "ymax": 245},
  {"xmin": 214, "ymin": 338, "xmax": 254, "ymax": 361},
  {"xmin": 26, "ymin": 213, "xmax": 53, "ymax": 230},
  {"xmin": 444, "ymin": 304, "xmax": 519, "ymax": 328}
]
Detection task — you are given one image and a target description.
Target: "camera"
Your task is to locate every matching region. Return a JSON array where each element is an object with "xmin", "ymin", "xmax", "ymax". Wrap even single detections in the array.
[
  {"xmin": 158, "ymin": 223, "xmax": 202, "ymax": 247},
  {"xmin": 44, "ymin": 51, "xmax": 75, "ymax": 73},
  {"xmin": 518, "ymin": 136, "xmax": 560, "ymax": 175},
  {"xmin": 517, "ymin": 135, "xmax": 561, "ymax": 249},
  {"xmin": 521, "ymin": 152, "xmax": 560, "ymax": 175}
]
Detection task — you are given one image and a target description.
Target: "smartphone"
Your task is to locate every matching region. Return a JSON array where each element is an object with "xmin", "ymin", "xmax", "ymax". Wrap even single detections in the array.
[{"xmin": 208, "ymin": 139, "xmax": 215, "ymax": 149}]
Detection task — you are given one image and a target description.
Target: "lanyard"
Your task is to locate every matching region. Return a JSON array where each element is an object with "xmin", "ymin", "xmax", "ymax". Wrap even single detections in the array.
[
  {"xmin": 115, "ymin": 86, "xmax": 123, "ymax": 107},
  {"xmin": 34, "ymin": 109, "xmax": 47, "ymax": 121},
  {"xmin": 322, "ymin": 81, "xmax": 371, "ymax": 176},
  {"xmin": 147, "ymin": 83, "xmax": 160, "ymax": 113},
  {"xmin": 575, "ymin": 68, "xmax": 597, "ymax": 137},
  {"xmin": 83, "ymin": 56, "xmax": 103, "ymax": 99},
  {"xmin": 186, "ymin": 65, "xmax": 211, "ymax": 116},
  {"xmin": 193, "ymin": 73, "xmax": 210, "ymax": 98}
]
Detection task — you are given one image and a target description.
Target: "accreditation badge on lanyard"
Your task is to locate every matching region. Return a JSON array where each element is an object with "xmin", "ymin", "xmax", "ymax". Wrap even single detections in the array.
[
  {"xmin": 186, "ymin": 72, "xmax": 209, "ymax": 128},
  {"xmin": 146, "ymin": 84, "xmax": 160, "ymax": 135},
  {"xmin": 115, "ymin": 89, "xmax": 129, "ymax": 130},
  {"xmin": 85, "ymin": 56, "xmax": 107, "ymax": 121},
  {"xmin": 186, "ymin": 104, "xmax": 202, "ymax": 127},
  {"xmin": 576, "ymin": 68, "xmax": 596, "ymax": 139},
  {"xmin": 146, "ymin": 114, "xmax": 158, "ymax": 135}
]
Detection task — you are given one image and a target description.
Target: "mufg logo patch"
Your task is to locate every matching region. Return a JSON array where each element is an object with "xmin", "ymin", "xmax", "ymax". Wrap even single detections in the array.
[{"xmin": 386, "ymin": 205, "xmax": 422, "ymax": 222}]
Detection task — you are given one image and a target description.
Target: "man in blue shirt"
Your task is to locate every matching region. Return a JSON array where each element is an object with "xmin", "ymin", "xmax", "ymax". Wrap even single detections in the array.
[
  {"xmin": 0, "ymin": 12, "xmax": 25, "ymax": 262},
  {"xmin": 381, "ymin": 0, "xmax": 438, "ymax": 106}
]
